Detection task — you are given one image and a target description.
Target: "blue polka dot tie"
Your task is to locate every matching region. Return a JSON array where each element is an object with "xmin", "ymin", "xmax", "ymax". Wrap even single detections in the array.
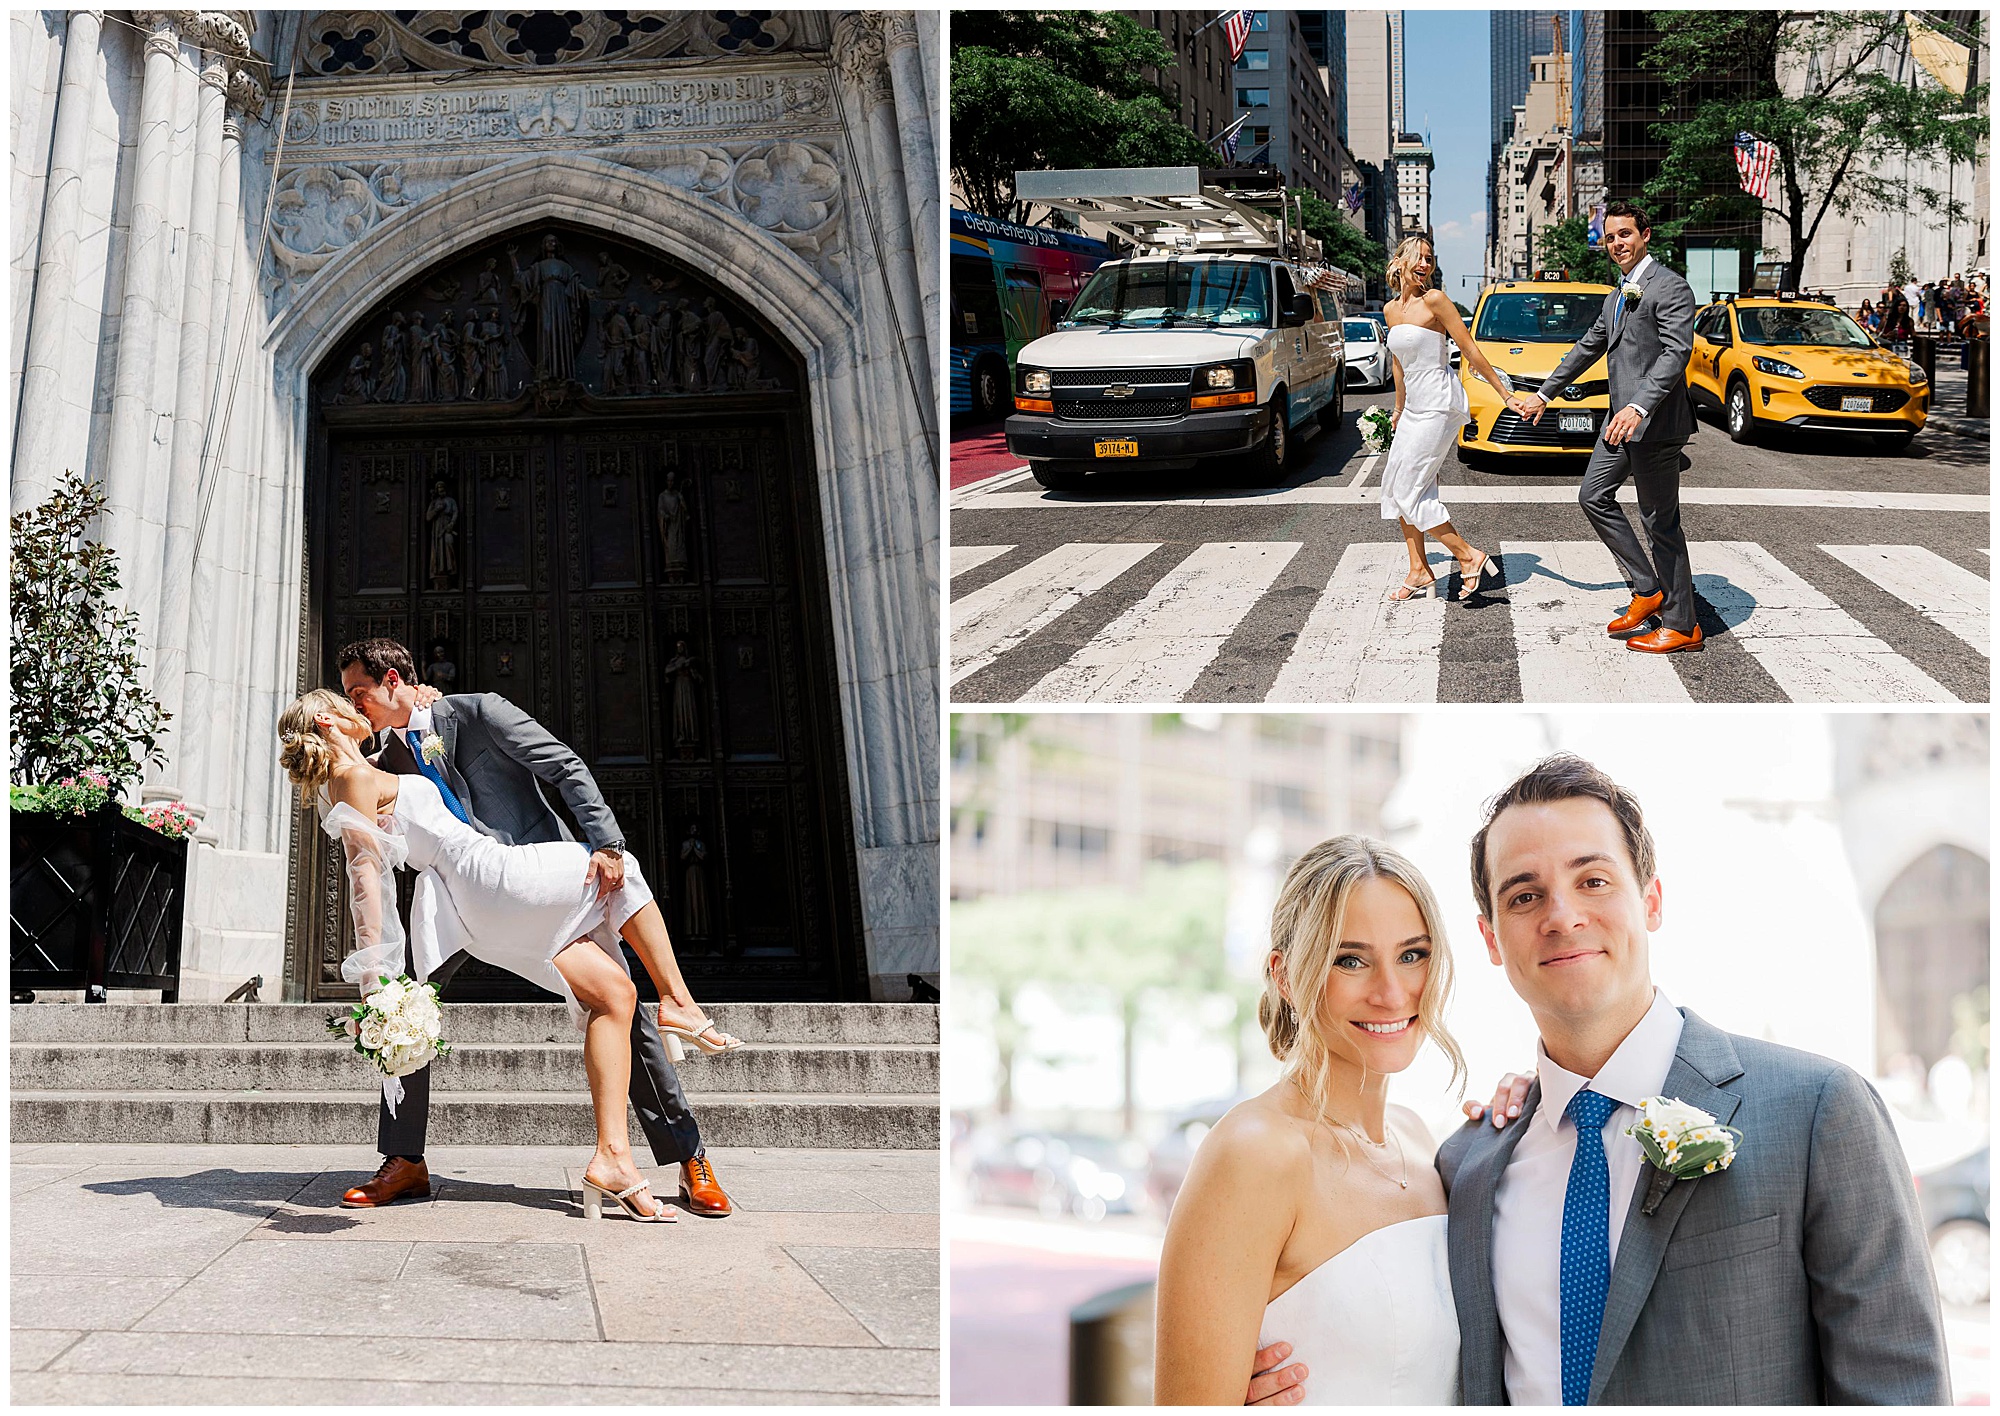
[{"xmin": 1560, "ymin": 1089, "xmax": 1620, "ymax": 1406}]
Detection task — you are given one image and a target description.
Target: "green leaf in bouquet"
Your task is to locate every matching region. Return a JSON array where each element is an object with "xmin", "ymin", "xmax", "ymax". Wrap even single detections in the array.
[{"xmin": 1632, "ymin": 1127, "xmax": 1671, "ymax": 1170}]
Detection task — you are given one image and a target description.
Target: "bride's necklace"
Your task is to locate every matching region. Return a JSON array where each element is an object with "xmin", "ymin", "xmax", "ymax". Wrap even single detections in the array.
[{"xmin": 1325, "ymin": 1116, "xmax": 1409, "ymax": 1190}]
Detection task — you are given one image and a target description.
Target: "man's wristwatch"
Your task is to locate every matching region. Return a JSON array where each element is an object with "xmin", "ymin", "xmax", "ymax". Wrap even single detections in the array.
[{"xmin": 598, "ymin": 843, "xmax": 624, "ymax": 860}]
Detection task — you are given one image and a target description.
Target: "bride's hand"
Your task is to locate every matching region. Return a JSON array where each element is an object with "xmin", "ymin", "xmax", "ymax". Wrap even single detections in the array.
[
  {"xmin": 1245, "ymin": 1341, "xmax": 1307, "ymax": 1405},
  {"xmin": 412, "ymin": 684, "xmax": 444, "ymax": 709},
  {"xmin": 1463, "ymin": 1071, "xmax": 1534, "ymax": 1129}
]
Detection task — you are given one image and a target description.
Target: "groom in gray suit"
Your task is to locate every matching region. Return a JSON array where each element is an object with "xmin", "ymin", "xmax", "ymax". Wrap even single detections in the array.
[
  {"xmin": 1519, "ymin": 202, "xmax": 1703, "ymax": 654},
  {"xmin": 1247, "ymin": 754, "xmax": 1949, "ymax": 1405}
]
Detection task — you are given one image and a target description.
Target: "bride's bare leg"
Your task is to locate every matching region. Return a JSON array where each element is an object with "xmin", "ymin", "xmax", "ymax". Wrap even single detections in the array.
[
  {"xmin": 617, "ymin": 902, "xmax": 738, "ymax": 1043},
  {"xmin": 1429, "ymin": 520, "xmax": 1483, "ymax": 574},
  {"xmin": 552, "ymin": 938, "xmax": 659, "ymax": 1215}
]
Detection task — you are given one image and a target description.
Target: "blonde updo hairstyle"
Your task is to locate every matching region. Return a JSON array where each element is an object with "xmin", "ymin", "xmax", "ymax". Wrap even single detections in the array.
[
  {"xmin": 1385, "ymin": 236, "xmax": 1436, "ymax": 302},
  {"xmin": 1259, "ymin": 834, "xmax": 1466, "ymax": 1124},
  {"xmin": 277, "ymin": 688, "xmax": 369, "ymax": 797}
]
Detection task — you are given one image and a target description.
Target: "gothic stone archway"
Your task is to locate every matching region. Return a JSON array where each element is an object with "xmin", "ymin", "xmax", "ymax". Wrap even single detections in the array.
[
  {"xmin": 1874, "ymin": 843, "xmax": 1989, "ymax": 1072},
  {"xmin": 300, "ymin": 222, "xmax": 868, "ymax": 1001}
]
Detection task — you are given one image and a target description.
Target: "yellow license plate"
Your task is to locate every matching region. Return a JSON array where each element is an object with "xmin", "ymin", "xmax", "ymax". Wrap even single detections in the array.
[{"xmin": 1094, "ymin": 440, "xmax": 1139, "ymax": 458}]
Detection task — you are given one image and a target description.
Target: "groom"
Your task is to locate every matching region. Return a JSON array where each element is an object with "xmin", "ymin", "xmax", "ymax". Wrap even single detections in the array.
[
  {"xmin": 1518, "ymin": 202, "xmax": 1702, "ymax": 654},
  {"xmin": 1248, "ymin": 753, "xmax": 1950, "ymax": 1404},
  {"xmin": 332, "ymin": 636, "xmax": 733, "ymax": 1219}
]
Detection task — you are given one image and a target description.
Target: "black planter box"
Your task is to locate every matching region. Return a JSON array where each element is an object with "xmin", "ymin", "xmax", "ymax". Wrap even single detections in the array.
[{"xmin": 10, "ymin": 806, "xmax": 187, "ymax": 1001}]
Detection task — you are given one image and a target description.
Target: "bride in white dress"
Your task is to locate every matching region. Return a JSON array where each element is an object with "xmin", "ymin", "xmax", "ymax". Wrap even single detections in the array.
[
  {"xmin": 1155, "ymin": 835, "xmax": 1466, "ymax": 1404},
  {"xmin": 278, "ymin": 688, "xmax": 720, "ymax": 1222},
  {"xmin": 1379, "ymin": 236, "xmax": 1532, "ymax": 603}
]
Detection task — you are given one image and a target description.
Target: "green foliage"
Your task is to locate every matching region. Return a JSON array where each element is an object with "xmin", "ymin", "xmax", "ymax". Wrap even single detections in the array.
[
  {"xmin": 1536, "ymin": 216, "xmax": 1621, "ymax": 286},
  {"xmin": 1888, "ymin": 247, "xmax": 1914, "ymax": 287},
  {"xmin": 1641, "ymin": 11, "xmax": 1986, "ymax": 288},
  {"xmin": 951, "ymin": 11, "xmax": 1213, "ymax": 220},
  {"xmin": 9, "ymin": 472, "xmax": 170, "ymax": 794},
  {"xmin": 1288, "ymin": 187, "xmax": 1388, "ymax": 282}
]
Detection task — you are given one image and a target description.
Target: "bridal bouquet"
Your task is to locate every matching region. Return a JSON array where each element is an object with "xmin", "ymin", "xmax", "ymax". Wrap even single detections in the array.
[
  {"xmin": 326, "ymin": 975, "xmax": 449, "ymax": 1079},
  {"xmin": 1359, "ymin": 406, "xmax": 1395, "ymax": 453}
]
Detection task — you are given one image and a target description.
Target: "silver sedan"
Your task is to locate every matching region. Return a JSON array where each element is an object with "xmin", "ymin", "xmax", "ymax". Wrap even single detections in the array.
[{"xmin": 1343, "ymin": 318, "xmax": 1391, "ymax": 389}]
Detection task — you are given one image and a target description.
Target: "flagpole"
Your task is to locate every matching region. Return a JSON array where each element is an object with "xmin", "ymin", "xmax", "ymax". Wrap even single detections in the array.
[{"xmin": 1191, "ymin": 9, "xmax": 1239, "ymax": 38}]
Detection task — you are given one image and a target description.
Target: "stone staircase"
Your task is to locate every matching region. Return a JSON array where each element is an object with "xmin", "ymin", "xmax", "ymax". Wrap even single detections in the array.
[{"xmin": 10, "ymin": 1002, "xmax": 938, "ymax": 1149}]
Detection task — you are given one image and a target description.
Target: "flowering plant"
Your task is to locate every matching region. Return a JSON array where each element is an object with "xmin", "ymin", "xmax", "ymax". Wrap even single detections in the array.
[
  {"xmin": 326, "ymin": 974, "xmax": 449, "ymax": 1079},
  {"xmin": 135, "ymin": 800, "xmax": 199, "ymax": 838},
  {"xmin": 1359, "ymin": 406, "xmax": 1395, "ymax": 453},
  {"xmin": 1625, "ymin": 1095, "xmax": 1740, "ymax": 1178}
]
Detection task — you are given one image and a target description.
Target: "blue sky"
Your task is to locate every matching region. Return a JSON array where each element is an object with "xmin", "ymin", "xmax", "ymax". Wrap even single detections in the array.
[{"xmin": 1404, "ymin": 11, "xmax": 1491, "ymax": 302}]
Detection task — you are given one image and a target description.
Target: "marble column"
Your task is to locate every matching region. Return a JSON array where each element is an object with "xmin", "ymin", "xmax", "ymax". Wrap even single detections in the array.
[
  {"xmin": 883, "ymin": 13, "xmax": 939, "ymax": 353},
  {"xmin": 13, "ymin": 8, "xmax": 104, "ymax": 514}
]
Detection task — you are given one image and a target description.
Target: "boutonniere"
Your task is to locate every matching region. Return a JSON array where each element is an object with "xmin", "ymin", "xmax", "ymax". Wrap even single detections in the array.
[
  {"xmin": 1626, "ymin": 1095, "xmax": 1741, "ymax": 1215},
  {"xmin": 1621, "ymin": 281, "xmax": 1644, "ymax": 307},
  {"xmin": 419, "ymin": 731, "xmax": 447, "ymax": 768}
]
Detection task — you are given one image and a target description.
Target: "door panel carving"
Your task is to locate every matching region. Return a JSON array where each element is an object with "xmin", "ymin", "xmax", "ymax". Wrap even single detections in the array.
[{"xmin": 295, "ymin": 223, "xmax": 865, "ymax": 1003}]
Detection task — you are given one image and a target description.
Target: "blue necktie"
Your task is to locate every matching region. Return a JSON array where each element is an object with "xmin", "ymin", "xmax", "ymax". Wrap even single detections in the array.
[
  {"xmin": 405, "ymin": 729, "xmax": 471, "ymax": 825},
  {"xmin": 1560, "ymin": 1089, "xmax": 1621, "ymax": 1406},
  {"xmin": 1610, "ymin": 288, "xmax": 1626, "ymax": 340}
]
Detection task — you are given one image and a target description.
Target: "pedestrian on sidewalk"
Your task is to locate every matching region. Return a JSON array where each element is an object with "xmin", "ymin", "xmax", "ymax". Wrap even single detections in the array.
[{"xmin": 1858, "ymin": 298, "xmax": 1879, "ymax": 334}]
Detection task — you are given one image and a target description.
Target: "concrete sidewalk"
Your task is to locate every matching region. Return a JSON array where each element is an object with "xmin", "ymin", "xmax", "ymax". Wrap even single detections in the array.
[{"xmin": 11, "ymin": 1144, "xmax": 939, "ymax": 1405}]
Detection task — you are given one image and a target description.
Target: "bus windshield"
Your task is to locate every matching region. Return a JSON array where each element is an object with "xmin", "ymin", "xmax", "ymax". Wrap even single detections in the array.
[
  {"xmin": 1474, "ymin": 291, "xmax": 1605, "ymax": 343},
  {"xmin": 1067, "ymin": 260, "xmax": 1272, "ymax": 328}
]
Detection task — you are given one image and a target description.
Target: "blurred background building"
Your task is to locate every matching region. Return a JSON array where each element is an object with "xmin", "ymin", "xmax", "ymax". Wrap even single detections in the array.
[{"xmin": 948, "ymin": 710, "xmax": 1989, "ymax": 1406}]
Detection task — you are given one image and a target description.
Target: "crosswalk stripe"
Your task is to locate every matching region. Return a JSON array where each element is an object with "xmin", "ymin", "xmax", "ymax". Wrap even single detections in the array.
[
  {"xmin": 1502, "ymin": 541, "xmax": 1694, "ymax": 702},
  {"xmin": 1026, "ymin": 542, "xmax": 1303, "ymax": 702},
  {"xmin": 959, "ymin": 485, "xmax": 1988, "ymax": 513},
  {"xmin": 1820, "ymin": 544, "xmax": 1990, "ymax": 658},
  {"xmin": 951, "ymin": 544, "xmax": 1014, "ymax": 578},
  {"xmin": 1268, "ymin": 543, "xmax": 1448, "ymax": 703},
  {"xmin": 1697, "ymin": 542, "xmax": 1959, "ymax": 702},
  {"xmin": 950, "ymin": 542, "xmax": 1160, "ymax": 686}
]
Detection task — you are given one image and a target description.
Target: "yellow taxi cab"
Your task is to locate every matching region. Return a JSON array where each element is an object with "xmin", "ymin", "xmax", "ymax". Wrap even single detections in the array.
[
  {"xmin": 1456, "ymin": 278, "xmax": 1615, "ymax": 461},
  {"xmin": 1687, "ymin": 295, "xmax": 1929, "ymax": 451}
]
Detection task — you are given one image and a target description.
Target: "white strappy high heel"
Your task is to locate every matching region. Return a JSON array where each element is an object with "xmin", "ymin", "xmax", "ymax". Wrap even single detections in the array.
[
  {"xmin": 581, "ymin": 1174, "xmax": 675, "ymax": 1222},
  {"xmin": 658, "ymin": 1014, "xmax": 745, "ymax": 1061}
]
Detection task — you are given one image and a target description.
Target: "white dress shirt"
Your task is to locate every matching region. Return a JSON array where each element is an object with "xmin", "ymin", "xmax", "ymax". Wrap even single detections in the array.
[
  {"xmin": 1617, "ymin": 254, "xmax": 1655, "ymax": 418},
  {"xmin": 1492, "ymin": 988, "xmax": 1684, "ymax": 1406},
  {"xmin": 401, "ymin": 703, "xmax": 434, "ymax": 756}
]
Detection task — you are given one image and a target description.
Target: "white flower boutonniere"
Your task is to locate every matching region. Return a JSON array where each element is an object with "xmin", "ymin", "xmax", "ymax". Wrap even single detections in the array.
[
  {"xmin": 1626, "ymin": 1095, "xmax": 1741, "ymax": 1214},
  {"xmin": 419, "ymin": 731, "xmax": 447, "ymax": 769},
  {"xmin": 1621, "ymin": 280, "xmax": 1644, "ymax": 307}
]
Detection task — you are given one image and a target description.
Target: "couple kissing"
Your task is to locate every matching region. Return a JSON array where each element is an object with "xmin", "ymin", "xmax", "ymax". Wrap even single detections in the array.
[{"xmin": 1156, "ymin": 754, "xmax": 1950, "ymax": 1405}]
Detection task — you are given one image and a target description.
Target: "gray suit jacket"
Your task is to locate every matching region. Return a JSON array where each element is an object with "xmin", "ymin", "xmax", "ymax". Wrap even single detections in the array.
[
  {"xmin": 1539, "ymin": 257, "xmax": 1697, "ymax": 444},
  {"xmin": 387, "ymin": 693, "xmax": 622, "ymax": 853},
  {"xmin": 1436, "ymin": 1009, "xmax": 1950, "ymax": 1405}
]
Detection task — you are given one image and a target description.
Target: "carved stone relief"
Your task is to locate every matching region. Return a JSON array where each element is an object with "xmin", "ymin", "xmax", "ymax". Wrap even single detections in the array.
[{"xmin": 298, "ymin": 11, "xmax": 809, "ymax": 75}]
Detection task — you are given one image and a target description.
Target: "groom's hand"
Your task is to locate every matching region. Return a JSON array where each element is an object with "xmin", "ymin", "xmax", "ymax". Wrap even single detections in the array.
[
  {"xmin": 1603, "ymin": 404, "xmax": 1645, "ymax": 446},
  {"xmin": 585, "ymin": 849, "xmax": 626, "ymax": 899},
  {"xmin": 1245, "ymin": 1342, "xmax": 1306, "ymax": 1405},
  {"xmin": 1516, "ymin": 392, "xmax": 1546, "ymax": 424},
  {"xmin": 1464, "ymin": 1072, "xmax": 1535, "ymax": 1129}
]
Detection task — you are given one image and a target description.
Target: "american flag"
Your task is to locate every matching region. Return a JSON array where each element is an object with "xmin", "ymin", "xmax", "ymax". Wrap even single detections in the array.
[
  {"xmin": 1212, "ymin": 112, "xmax": 1250, "ymax": 162},
  {"xmin": 1734, "ymin": 132, "xmax": 1778, "ymax": 200},
  {"xmin": 1222, "ymin": 9, "xmax": 1255, "ymax": 61}
]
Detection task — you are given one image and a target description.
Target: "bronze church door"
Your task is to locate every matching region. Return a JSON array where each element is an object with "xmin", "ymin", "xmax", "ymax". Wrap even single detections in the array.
[{"xmin": 294, "ymin": 225, "xmax": 866, "ymax": 1002}]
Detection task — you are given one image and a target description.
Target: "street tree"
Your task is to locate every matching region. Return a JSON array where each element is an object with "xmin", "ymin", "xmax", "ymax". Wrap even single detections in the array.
[
  {"xmin": 1536, "ymin": 216, "xmax": 1621, "ymax": 285},
  {"xmin": 1641, "ymin": 10, "xmax": 1986, "ymax": 290},
  {"xmin": 1289, "ymin": 187, "xmax": 1389, "ymax": 284},
  {"xmin": 951, "ymin": 11, "xmax": 1212, "ymax": 221}
]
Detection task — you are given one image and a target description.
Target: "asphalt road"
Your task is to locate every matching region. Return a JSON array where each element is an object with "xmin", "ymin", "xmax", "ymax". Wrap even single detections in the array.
[{"xmin": 949, "ymin": 389, "xmax": 1989, "ymax": 705}]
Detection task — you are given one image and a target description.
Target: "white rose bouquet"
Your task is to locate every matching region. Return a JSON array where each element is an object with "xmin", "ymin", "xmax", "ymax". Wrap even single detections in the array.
[
  {"xmin": 326, "ymin": 974, "xmax": 449, "ymax": 1080},
  {"xmin": 1359, "ymin": 406, "xmax": 1395, "ymax": 453},
  {"xmin": 1625, "ymin": 1095, "xmax": 1740, "ymax": 1178}
]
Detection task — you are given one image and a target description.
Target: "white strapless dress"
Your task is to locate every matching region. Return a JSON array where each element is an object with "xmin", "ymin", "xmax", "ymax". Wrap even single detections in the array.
[
  {"xmin": 1257, "ymin": 1214, "xmax": 1461, "ymax": 1405},
  {"xmin": 1380, "ymin": 325, "xmax": 1470, "ymax": 532}
]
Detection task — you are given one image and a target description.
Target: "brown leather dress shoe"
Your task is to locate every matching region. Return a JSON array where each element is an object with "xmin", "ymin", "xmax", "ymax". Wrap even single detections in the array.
[
  {"xmin": 680, "ymin": 1155, "xmax": 733, "ymax": 1217},
  {"xmin": 1626, "ymin": 624, "xmax": 1704, "ymax": 654},
  {"xmin": 1607, "ymin": 591, "xmax": 1666, "ymax": 636},
  {"xmin": 341, "ymin": 1156, "xmax": 431, "ymax": 1208}
]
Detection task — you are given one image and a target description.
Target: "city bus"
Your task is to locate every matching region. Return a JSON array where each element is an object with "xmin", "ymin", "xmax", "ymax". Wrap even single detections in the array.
[{"xmin": 950, "ymin": 208, "xmax": 1111, "ymax": 420}]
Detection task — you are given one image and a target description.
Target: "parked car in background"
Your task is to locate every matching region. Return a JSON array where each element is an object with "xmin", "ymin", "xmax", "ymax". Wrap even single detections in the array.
[
  {"xmin": 1916, "ymin": 1145, "xmax": 1989, "ymax": 1306},
  {"xmin": 965, "ymin": 1127, "xmax": 1149, "ymax": 1222},
  {"xmin": 1344, "ymin": 318, "xmax": 1391, "ymax": 390},
  {"xmin": 1144, "ymin": 1097, "xmax": 1243, "ymax": 1218}
]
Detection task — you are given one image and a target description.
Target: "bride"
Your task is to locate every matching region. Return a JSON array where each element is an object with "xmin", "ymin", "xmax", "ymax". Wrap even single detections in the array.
[
  {"xmin": 1154, "ymin": 834, "xmax": 1466, "ymax": 1404},
  {"xmin": 1379, "ymin": 236, "xmax": 1531, "ymax": 602},
  {"xmin": 279, "ymin": 688, "xmax": 725, "ymax": 1223}
]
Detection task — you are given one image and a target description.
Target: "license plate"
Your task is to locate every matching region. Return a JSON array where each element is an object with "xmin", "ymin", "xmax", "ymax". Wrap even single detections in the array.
[
  {"xmin": 1560, "ymin": 413, "xmax": 1594, "ymax": 434},
  {"xmin": 1094, "ymin": 440, "xmax": 1139, "ymax": 458},
  {"xmin": 1842, "ymin": 396, "xmax": 1873, "ymax": 412}
]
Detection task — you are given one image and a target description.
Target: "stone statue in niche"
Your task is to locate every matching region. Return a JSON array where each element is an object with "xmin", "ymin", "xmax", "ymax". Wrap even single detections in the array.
[
  {"xmin": 459, "ymin": 311, "xmax": 484, "ymax": 399},
  {"xmin": 656, "ymin": 467, "xmax": 690, "ymax": 581},
  {"xmin": 409, "ymin": 312, "xmax": 435, "ymax": 402},
  {"xmin": 662, "ymin": 639, "xmax": 702, "ymax": 750},
  {"xmin": 628, "ymin": 305, "xmax": 653, "ymax": 389},
  {"xmin": 596, "ymin": 251, "xmax": 632, "ymax": 299},
  {"xmin": 424, "ymin": 643, "xmax": 458, "ymax": 691},
  {"xmin": 478, "ymin": 307, "xmax": 508, "ymax": 399},
  {"xmin": 375, "ymin": 312, "xmax": 408, "ymax": 402},
  {"xmin": 601, "ymin": 304, "xmax": 633, "ymax": 395},
  {"xmin": 675, "ymin": 299, "xmax": 705, "ymax": 391},
  {"xmin": 434, "ymin": 318, "xmax": 460, "ymax": 402},
  {"xmin": 337, "ymin": 343, "xmax": 375, "ymax": 403},
  {"xmin": 701, "ymin": 298, "xmax": 732, "ymax": 391},
  {"xmin": 680, "ymin": 822, "xmax": 710, "ymax": 936},
  {"xmin": 508, "ymin": 236, "xmax": 587, "ymax": 384},
  {"xmin": 652, "ymin": 299, "xmax": 682, "ymax": 393},
  {"xmin": 426, "ymin": 481, "xmax": 459, "ymax": 587}
]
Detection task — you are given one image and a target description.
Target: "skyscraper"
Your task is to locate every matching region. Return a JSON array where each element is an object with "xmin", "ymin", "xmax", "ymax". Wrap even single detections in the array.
[
  {"xmin": 1490, "ymin": 9, "xmax": 1562, "ymax": 152},
  {"xmin": 1345, "ymin": 9, "xmax": 1405, "ymax": 267}
]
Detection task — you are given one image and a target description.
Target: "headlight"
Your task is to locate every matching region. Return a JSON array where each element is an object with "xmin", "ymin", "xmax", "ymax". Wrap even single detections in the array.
[
  {"xmin": 1906, "ymin": 359, "xmax": 1929, "ymax": 385},
  {"xmin": 1196, "ymin": 362, "xmax": 1245, "ymax": 390},
  {"xmin": 1021, "ymin": 367, "xmax": 1051, "ymax": 395},
  {"xmin": 1751, "ymin": 356, "xmax": 1806, "ymax": 379}
]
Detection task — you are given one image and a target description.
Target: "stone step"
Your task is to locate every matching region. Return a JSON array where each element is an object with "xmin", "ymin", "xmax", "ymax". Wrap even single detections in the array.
[
  {"xmin": 10, "ymin": 1041, "xmax": 937, "ymax": 1095},
  {"xmin": 8, "ymin": 1002, "xmax": 938, "ymax": 1046},
  {"xmin": 10, "ymin": 1091, "xmax": 938, "ymax": 1149}
]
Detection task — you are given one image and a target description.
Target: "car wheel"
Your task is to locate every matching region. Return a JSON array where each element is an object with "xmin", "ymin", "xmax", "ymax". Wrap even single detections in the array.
[
  {"xmin": 1246, "ymin": 395, "xmax": 1289, "ymax": 482},
  {"xmin": 1930, "ymin": 1219, "xmax": 1990, "ymax": 1306},
  {"xmin": 1726, "ymin": 379, "xmax": 1760, "ymax": 444},
  {"xmin": 1874, "ymin": 430, "xmax": 1914, "ymax": 454},
  {"xmin": 1318, "ymin": 376, "xmax": 1345, "ymax": 431},
  {"xmin": 1029, "ymin": 458, "xmax": 1087, "ymax": 492},
  {"xmin": 971, "ymin": 358, "xmax": 1009, "ymax": 421}
]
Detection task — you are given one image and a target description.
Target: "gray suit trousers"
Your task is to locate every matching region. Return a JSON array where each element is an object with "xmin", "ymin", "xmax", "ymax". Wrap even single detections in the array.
[
  {"xmin": 377, "ymin": 938, "xmax": 703, "ymax": 1166},
  {"xmin": 1579, "ymin": 437, "xmax": 1696, "ymax": 634}
]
